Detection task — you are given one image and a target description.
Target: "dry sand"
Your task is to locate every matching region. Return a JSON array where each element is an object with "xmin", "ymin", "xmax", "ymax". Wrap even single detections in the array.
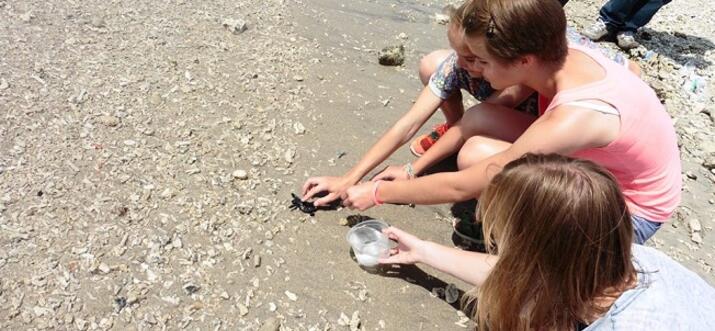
[{"xmin": 0, "ymin": 0, "xmax": 713, "ymax": 330}]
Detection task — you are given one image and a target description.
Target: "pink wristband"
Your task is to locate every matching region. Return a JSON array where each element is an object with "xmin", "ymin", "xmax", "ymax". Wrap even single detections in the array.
[{"xmin": 372, "ymin": 180, "xmax": 384, "ymax": 206}]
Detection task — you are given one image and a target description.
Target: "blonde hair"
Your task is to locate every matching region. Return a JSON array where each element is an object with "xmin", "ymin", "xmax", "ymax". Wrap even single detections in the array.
[{"xmin": 471, "ymin": 154, "xmax": 636, "ymax": 330}]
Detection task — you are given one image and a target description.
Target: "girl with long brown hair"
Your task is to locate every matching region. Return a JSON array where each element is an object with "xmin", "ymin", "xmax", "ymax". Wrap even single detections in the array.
[{"xmin": 380, "ymin": 154, "xmax": 715, "ymax": 330}]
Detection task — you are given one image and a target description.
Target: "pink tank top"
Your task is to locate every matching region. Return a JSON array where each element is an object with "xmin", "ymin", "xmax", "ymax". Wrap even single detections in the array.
[{"xmin": 542, "ymin": 44, "xmax": 682, "ymax": 222}]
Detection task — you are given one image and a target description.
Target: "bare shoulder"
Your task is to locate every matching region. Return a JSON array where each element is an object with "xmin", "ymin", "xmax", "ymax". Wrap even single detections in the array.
[{"xmin": 542, "ymin": 103, "xmax": 620, "ymax": 147}]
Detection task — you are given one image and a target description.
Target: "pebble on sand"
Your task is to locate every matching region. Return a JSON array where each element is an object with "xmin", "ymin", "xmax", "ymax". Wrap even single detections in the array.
[
  {"xmin": 258, "ymin": 317, "xmax": 281, "ymax": 331},
  {"xmin": 97, "ymin": 115, "xmax": 120, "ymax": 127},
  {"xmin": 434, "ymin": 13, "xmax": 449, "ymax": 25},
  {"xmin": 691, "ymin": 232, "xmax": 703, "ymax": 244},
  {"xmin": 378, "ymin": 45, "xmax": 405, "ymax": 66},
  {"xmin": 233, "ymin": 169, "xmax": 248, "ymax": 180},
  {"xmin": 222, "ymin": 18, "xmax": 248, "ymax": 34},
  {"xmin": 285, "ymin": 290, "xmax": 297, "ymax": 301},
  {"xmin": 689, "ymin": 218, "xmax": 702, "ymax": 232}
]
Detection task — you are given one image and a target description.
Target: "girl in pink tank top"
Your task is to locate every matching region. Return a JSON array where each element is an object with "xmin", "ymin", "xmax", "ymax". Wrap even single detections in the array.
[
  {"xmin": 339, "ymin": 0, "xmax": 681, "ymax": 244},
  {"xmin": 543, "ymin": 43, "xmax": 681, "ymax": 224}
]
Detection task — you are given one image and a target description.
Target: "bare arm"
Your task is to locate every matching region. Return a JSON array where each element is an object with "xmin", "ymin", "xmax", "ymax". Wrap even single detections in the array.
[
  {"xmin": 303, "ymin": 87, "xmax": 445, "ymax": 204},
  {"xmin": 375, "ymin": 106, "xmax": 619, "ymax": 204},
  {"xmin": 420, "ymin": 241, "xmax": 497, "ymax": 286},
  {"xmin": 379, "ymin": 227, "xmax": 497, "ymax": 286},
  {"xmin": 341, "ymin": 87, "xmax": 443, "ymax": 183},
  {"xmin": 410, "ymin": 122, "xmax": 466, "ymax": 175}
]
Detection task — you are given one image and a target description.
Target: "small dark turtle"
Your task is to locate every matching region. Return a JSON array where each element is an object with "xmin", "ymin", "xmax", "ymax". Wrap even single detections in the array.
[
  {"xmin": 289, "ymin": 193, "xmax": 341, "ymax": 216},
  {"xmin": 290, "ymin": 193, "xmax": 318, "ymax": 215}
]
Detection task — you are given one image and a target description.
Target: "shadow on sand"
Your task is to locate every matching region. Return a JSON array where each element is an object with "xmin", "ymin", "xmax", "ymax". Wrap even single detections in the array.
[
  {"xmin": 343, "ymin": 213, "xmax": 474, "ymax": 313},
  {"xmin": 420, "ymin": 155, "xmax": 487, "ymax": 251},
  {"xmin": 379, "ymin": 264, "xmax": 476, "ymax": 314},
  {"xmin": 637, "ymin": 29, "xmax": 714, "ymax": 70}
]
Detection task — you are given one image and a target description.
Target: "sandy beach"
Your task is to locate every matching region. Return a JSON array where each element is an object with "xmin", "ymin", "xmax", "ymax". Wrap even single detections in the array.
[{"xmin": 1, "ymin": 0, "xmax": 714, "ymax": 329}]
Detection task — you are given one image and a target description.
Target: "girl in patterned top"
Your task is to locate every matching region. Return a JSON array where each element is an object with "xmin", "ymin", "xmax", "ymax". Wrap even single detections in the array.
[
  {"xmin": 301, "ymin": 1, "xmax": 637, "ymax": 207},
  {"xmin": 342, "ymin": 0, "xmax": 680, "ymax": 245}
]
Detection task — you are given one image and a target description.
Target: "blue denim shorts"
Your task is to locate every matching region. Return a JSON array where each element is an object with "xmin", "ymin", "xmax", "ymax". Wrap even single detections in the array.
[{"xmin": 632, "ymin": 215, "xmax": 662, "ymax": 244}]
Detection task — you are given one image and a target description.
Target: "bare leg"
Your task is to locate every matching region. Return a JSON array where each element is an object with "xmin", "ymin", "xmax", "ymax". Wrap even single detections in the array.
[
  {"xmin": 459, "ymin": 102, "xmax": 535, "ymax": 141},
  {"xmin": 455, "ymin": 102, "xmax": 535, "ymax": 169},
  {"xmin": 457, "ymin": 136, "xmax": 512, "ymax": 170},
  {"xmin": 413, "ymin": 102, "xmax": 535, "ymax": 173},
  {"xmin": 419, "ymin": 50, "xmax": 464, "ymax": 125}
]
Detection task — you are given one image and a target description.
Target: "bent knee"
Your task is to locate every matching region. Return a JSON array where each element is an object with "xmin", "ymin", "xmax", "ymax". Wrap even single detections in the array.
[
  {"xmin": 457, "ymin": 136, "xmax": 511, "ymax": 170},
  {"xmin": 458, "ymin": 102, "xmax": 535, "ymax": 142},
  {"xmin": 419, "ymin": 49, "xmax": 452, "ymax": 84},
  {"xmin": 459, "ymin": 104, "xmax": 495, "ymax": 135}
]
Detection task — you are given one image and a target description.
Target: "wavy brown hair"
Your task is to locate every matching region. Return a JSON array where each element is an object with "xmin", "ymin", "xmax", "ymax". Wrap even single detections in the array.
[
  {"xmin": 471, "ymin": 154, "xmax": 636, "ymax": 330},
  {"xmin": 453, "ymin": 0, "xmax": 567, "ymax": 65}
]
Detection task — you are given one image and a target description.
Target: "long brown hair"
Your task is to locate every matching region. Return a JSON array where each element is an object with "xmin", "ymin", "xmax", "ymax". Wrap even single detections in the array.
[
  {"xmin": 454, "ymin": 0, "xmax": 567, "ymax": 65},
  {"xmin": 472, "ymin": 154, "xmax": 636, "ymax": 330}
]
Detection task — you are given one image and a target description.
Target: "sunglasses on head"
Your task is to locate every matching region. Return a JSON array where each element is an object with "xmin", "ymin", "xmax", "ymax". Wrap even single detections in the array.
[{"xmin": 486, "ymin": 13, "xmax": 497, "ymax": 39}]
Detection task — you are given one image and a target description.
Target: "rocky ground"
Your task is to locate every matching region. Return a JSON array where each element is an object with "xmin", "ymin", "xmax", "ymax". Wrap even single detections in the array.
[{"xmin": 0, "ymin": 0, "xmax": 713, "ymax": 330}]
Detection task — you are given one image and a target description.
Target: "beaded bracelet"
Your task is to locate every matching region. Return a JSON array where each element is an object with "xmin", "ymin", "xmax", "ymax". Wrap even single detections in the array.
[{"xmin": 404, "ymin": 162, "xmax": 415, "ymax": 179}]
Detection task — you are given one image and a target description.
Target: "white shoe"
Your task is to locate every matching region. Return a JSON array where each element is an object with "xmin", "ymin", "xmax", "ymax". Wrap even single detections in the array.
[
  {"xmin": 583, "ymin": 19, "xmax": 609, "ymax": 41},
  {"xmin": 617, "ymin": 31, "xmax": 639, "ymax": 49}
]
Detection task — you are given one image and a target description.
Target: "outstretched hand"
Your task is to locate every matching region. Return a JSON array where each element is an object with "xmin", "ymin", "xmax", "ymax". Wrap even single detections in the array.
[
  {"xmin": 378, "ymin": 226, "xmax": 427, "ymax": 265},
  {"xmin": 301, "ymin": 176, "xmax": 351, "ymax": 207},
  {"xmin": 343, "ymin": 181, "xmax": 377, "ymax": 211}
]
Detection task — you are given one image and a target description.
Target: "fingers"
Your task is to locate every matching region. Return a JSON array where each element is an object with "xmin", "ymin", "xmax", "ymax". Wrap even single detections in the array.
[
  {"xmin": 372, "ymin": 166, "xmax": 399, "ymax": 181},
  {"xmin": 378, "ymin": 249, "xmax": 414, "ymax": 265},
  {"xmin": 371, "ymin": 172, "xmax": 393, "ymax": 182},
  {"xmin": 343, "ymin": 199, "xmax": 360, "ymax": 210},
  {"xmin": 301, "ymin": 177, "xmax": 320, "ymax": 197},
  {"xmin": 384, "ymin": 231, "xmax": 399, "ymax": 242},
  {"xmin": 342, "ymin": 183, "xmax": 376, "ymax": 211},
  {"xmin": 303, "ymin": 182, "xmax": 327, "ymax": 201},
  {"xmin": 378, "ymin": 255, "xmax": 400, "ymax": 264},
  {"xmin": 368, "ymin": 165, "xmax": 389, "ymax": 181},
  {"xmin": 383, "ymin": 227, "xmax": 420, "ymax": 251},
  {"xmin": 342, "ymin": 198, "xmax": 364, "ymax": 211},
  {"xmin": 313, "ymin": 192, "xmax": 338, "ymax": 207},
  {"xmin": 343, "ymin": 187, "xmax": 357, "ymax": 209},
  {"xmin": 378, "ymin": 248, "xmax": 400, "ymax": 264},
  {"xmin": 382, "ymin": 226, "xmax": 405, "ymax": 240}
]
